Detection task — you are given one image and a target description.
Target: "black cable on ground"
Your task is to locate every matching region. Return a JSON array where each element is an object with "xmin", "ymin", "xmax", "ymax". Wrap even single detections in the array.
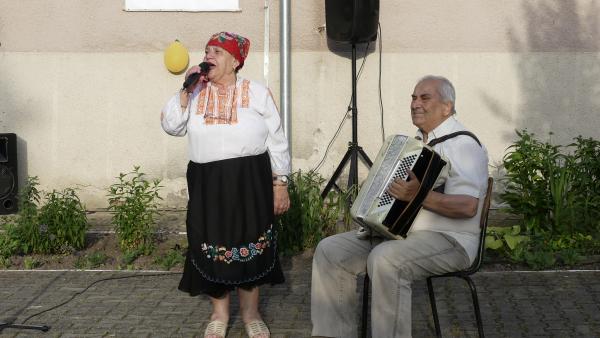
[{"xmin": 20, "ymin": 271, "xmax": 182, "ymax": 325}]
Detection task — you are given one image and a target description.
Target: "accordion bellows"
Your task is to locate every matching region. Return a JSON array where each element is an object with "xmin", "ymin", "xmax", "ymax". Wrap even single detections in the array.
[{"xmin": 351, "ymin": 135, "xmax": 448, "ymax": 239}]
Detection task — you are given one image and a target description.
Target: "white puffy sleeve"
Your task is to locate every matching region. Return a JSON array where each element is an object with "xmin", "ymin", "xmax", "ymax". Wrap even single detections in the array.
[
  {"xmin": 261, "ymin": 88, "xmax": 291, "ymax": 175},
  {"xmin": 161, "ymin": 92, "xmax": 191, "ymax": 137}
]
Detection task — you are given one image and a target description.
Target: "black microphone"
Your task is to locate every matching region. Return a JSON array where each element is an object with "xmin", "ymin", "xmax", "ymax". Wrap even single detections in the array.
[{"xmin": 182, "ymin": 62, "xmax": 212, "ymax": 89}]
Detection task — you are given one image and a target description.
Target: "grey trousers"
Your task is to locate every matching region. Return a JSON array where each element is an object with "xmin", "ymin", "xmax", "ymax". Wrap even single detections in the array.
[{"xmin": 311, "ymin": 230, "xmax": 471, "ymax": 338}]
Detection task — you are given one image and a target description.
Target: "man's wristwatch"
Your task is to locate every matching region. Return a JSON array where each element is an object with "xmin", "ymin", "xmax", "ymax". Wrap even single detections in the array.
[{"xmin": 273, "ymin": 175, "xmax": 289, "ymax": 185}]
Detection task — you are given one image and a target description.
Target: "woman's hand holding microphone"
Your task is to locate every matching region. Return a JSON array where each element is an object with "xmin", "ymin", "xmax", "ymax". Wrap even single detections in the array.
[{"xmin": 180, "ymin": 62, "xmax": 211, "ymax": 110}]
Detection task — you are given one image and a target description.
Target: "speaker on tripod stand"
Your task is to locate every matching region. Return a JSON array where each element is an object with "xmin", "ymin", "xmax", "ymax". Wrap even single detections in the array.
[{"xmin": 321, "ymin": 0, "xmax": 380, "ymax": 198}]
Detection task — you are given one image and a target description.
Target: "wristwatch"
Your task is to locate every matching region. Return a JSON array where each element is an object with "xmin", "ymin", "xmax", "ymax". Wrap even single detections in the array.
[{"xmin": 273, "ymin": 175, "xmax": 289, "ymax": 184}]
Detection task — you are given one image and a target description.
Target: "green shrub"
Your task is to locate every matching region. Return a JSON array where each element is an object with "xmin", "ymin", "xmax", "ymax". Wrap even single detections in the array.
[
  {"xmin": 502, "ymin": 130, "xmax": 563, "ymax": 235},
  {"xmin": 0, "ymin": 223, "xmax": 22, "ymax": 258},
  {"xmin": 485, "ymin": 225, "xmax": 529, "ymax": 256},
  {"xmin": 522, "ymin": 249, "xmax": 556, "ymax": 270},
  {"xmin": 558, "ymin": 248, "xmax": 581, "ymax": 266},
  {"xmin": 107, "ymin": 166, "xmax": 162, "ymax": 255},
  {"xmin": 568, "ymin": 136, "xmax": 600, "ymax": 233},
  {"xmin": 75, "ymin": 251, "xmax": 109, "ymax": 269},
  {"xmin": 36, "ymin": 188, "xmax": 88, "ymax": 253},
  {"xmin": 275, "ymin": 170, "xmax": 346, "ymax": 256},
  {"xmin": 7, "ymin": 177, "xmax": 87, "ymax": 255},
  {"xmin": 499, "ymin": 130, "xmax": 600, "ymax": 268},
  {"xmin": 0, "ymin": 257, "xmax": 11, "ymax": 268},
  {"xmin": 14, "ymin": 176, "xmax": 42, "ymax": 254},
  {"xmin": 502, "ymin": 130, "xmax": 600, "ymax": 236},
  {"xmin": 23, "ymin": 256, "xmax": 41, "ymax": 269},
  {"xmin": 154, "ymin": 246, "xmax": 185, "ymax": 270},
  {"xmin": 120, "ymin": 250, "xmax": 141, "ymax": 269}
]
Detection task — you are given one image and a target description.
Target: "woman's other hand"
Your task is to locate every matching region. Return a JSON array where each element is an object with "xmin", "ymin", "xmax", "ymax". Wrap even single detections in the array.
[
  {"xmin": 273, "ymin": 185, "xmax": 290, "ymax": 215},
  {"xmin": 179, "ymin": 89, "xmax": 191, "ymax": 110}
]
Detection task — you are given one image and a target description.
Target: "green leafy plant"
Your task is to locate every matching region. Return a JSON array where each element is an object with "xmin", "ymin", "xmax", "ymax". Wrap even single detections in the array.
[
  {"xmin": 88, "ymin": 251, "xmax": 109, "ymax": 268},
  {"xmin": 7, "ymin": 177, "xmax": 88, "ymax": 255},
  {"xmin": 568, "ymin": 136, "xmax": 600, "ymax": 233},
  {"xmin": 118, "ymin": 250, "xmax": 142, "ymax": 270},
  {"xmin": 75, "ymin": 251, "xmax": 109, "ymax": 269},
  {"xmin": 107, "ymin": 166, "xmax": 162, "ymax": 255},
  {"xmin": 23, "ymin": 256, "xmax": 41, "ymax": 269},
  {"xmin": 502, "ymin": 130, "xmax": 600, "ymax": 236},
  {"xmin": 73, "ymin": 256, "xmax": 86, "ymax": 270},
  {"xmin": 154, "ymin": 245, "xmax": 185, "ymax": 270},
  {"xmin": 14, "ymin": 176, "xmax": 42, "ymax": 254},
  {"xmin": 0, "ymin": 257, "xmax": 11, "ymax": 268},
  {"xmin": 485, "ymin": 225, "xmax": 529, "ymax": 256},
  {"xmin": 494, "ymin": 231, "xmax": 600, "ymax": 269},
  {"xmin": 0, "ymin": 223, "xmax": 22, "ymax": 258},
  {"xmin": 499, "ymin": 130, "xmax": 600, "ymax": 268},
  {"xmin": 501, "ymin": 130, "xmax": 563, "ymax": 235},
  {"xmin": 275, "ymin": 170, "xmax": 345, "ymax": 256},
  {"xmin": 36, "ymin": 188, "xmax": 88, "ymax": 253},
  {"xmin": 558, "ymin": 248, "xmax": 581, "ymax": 266},
  {"xmin": 522, "ymin": 249, "xmax": 556, "ymax": 270}
]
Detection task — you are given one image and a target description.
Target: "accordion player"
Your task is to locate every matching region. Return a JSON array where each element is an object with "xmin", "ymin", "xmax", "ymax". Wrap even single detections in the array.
[{"xmin": 350, "ymin": 135, "xmax": 449, "ymax": 240}]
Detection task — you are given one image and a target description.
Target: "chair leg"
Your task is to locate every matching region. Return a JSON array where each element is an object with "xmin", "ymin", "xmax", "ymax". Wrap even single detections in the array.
[
  {"xmin": 361, "ymin": 274, "xmax": 370, "ymax": 338},
  {"xmin": 426, "ymin": 277, "xmax": 442, "ymax": 338},
  {"xmin": 460, "ymin": 276, "xmax": 485, "ymax": 338}
]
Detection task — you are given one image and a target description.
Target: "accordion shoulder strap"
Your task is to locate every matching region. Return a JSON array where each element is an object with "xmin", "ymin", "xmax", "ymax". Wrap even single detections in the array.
[
  {"xmin": 427, "ymin": 131, "xmax": 481, "ymax": 147},
  {"xmin": 428, "ymin": 130, "xmax": 481, "ymax": 194}
]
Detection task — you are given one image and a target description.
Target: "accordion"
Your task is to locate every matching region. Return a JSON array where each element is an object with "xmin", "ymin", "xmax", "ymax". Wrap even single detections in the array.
[{"xmin": 350, "ymin": 135, "xmax": 448, "ymax": 239}]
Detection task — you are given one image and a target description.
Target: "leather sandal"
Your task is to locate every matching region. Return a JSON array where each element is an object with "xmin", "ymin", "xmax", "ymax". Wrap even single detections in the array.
[
  {"xmin": 204, "ymin": 320, "xmax": 227, "ymax": 338},
  {"xmin": 245, "ymin": 320, "xmax": 270, "ymax": 338}
]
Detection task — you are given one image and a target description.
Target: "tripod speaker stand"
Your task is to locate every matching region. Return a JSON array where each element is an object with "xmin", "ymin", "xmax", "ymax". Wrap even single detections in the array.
[
  {"xmin": 321, "ymin": 43, "xmax": 373, "ymax": 198},
  {"xmin": 322, "ymin": 0, "xmax": 379, "ymax": 197}
]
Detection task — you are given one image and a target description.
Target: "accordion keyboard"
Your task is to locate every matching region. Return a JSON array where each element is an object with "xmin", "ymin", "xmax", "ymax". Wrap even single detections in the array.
[{"xmin": 377, "ymin": 153, "xmax": 419, "ymax": 207}]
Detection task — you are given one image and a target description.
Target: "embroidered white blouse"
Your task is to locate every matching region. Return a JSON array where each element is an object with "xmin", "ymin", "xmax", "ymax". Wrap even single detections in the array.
[{"xmin": 161, "ymin": 77, "xmax": 290, "ymax": 175}]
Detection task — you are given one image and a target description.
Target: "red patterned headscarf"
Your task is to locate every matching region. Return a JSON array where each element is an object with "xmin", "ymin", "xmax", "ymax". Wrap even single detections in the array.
[{"xmin": 206, "ymin": 32, "xmax": 250, "ymax": 71}]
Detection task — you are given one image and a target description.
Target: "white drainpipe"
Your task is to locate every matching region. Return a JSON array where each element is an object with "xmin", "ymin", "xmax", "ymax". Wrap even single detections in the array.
[
  {"xmin": 263, "ymin": 0, "xmax": 270, "ymax": 87},
  {"xmin": 280, "ymin": 0, "xmax": 292, "ymax": 159}
]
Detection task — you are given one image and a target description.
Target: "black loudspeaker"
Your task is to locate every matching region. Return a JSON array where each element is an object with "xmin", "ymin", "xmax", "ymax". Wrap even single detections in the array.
[
  {"xmin": 0, "ymin": 133, "xmax": 18, "ymax": 214},
  {"xmin": 325, "ymin": 0, "xmax": 379, "ymax": 43}
]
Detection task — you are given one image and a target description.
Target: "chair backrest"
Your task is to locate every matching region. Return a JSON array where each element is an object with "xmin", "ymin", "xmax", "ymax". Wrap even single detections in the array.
[{"xmin": 464, "ymin": 177, "xmax": 493, "ymax": 274}]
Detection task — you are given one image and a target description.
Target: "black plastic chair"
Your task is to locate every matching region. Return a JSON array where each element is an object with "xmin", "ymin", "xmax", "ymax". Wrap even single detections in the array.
[{"xmin": 426, "ymin": 177, "xmax": 493, "ymax": 338}]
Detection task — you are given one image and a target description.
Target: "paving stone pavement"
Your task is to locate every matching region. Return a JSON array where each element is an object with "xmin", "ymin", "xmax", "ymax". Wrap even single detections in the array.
[{"xmin": 1, "ymin": 252, "xmax": 600, "ymax": 338}]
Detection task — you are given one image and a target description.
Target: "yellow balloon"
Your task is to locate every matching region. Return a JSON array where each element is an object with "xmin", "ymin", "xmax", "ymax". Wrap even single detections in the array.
[{"xmin": 164, "ymin": 40, "xmax": 189, "ymax": 74}]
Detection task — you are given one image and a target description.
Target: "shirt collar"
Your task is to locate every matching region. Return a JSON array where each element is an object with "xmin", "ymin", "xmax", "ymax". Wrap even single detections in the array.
[{"xmin": 416, "ymin": 115, "xmax": 458, "ymax": 144}]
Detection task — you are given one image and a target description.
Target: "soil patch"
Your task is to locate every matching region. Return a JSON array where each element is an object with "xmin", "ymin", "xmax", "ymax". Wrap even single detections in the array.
[{"xmin": 3, "ymin": 232, "xmax": 188, "ymax": 271}]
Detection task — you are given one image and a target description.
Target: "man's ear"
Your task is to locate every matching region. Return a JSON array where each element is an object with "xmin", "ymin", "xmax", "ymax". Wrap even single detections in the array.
[{"xmin": 443, "ymin": 101, "xmax": 453, "ymax": 116}]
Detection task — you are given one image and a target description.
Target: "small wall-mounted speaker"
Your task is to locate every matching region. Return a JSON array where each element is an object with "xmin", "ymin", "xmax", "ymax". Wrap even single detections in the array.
[
  {"xmin": 0, "ymin": 133, "xmax": 18, "ymax": 214},
  {"xmin": 325, "ymin": 0, "xmax": 380, "ymax": 43}
]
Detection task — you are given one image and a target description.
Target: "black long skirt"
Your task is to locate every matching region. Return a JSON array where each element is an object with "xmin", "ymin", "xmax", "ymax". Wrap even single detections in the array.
[{"xmin": 178, "ymin": 152, "xmax": 285, "ymax": 298}]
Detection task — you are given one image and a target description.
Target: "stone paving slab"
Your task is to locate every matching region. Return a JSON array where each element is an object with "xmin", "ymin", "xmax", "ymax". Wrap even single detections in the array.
[{"xmin": 1, "ymin": 252, "xmax": 600, "ymax": 338}]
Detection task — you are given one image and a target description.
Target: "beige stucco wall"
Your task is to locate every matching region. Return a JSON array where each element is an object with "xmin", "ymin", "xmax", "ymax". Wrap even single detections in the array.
[{"xmin": 1, "ymin": 0, "xmax": 600, "ymax": 209}]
